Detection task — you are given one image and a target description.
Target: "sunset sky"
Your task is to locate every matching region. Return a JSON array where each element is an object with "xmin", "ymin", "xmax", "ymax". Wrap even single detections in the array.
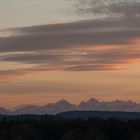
[{"xmin": 0, "ymin": 0, "xmax": 140, "ymax": 108}]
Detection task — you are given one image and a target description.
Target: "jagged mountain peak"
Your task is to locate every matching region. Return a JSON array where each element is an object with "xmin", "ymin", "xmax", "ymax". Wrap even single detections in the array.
[
  {"xmin": 109, "ymin": 99, "xmax": 137, "ymax": 105},
  {"xmin": 1, "ymin": 98, "xmax": 140, "ymax": 115},
  {"xmin": 45, "ymin": 99, "xmax": 74, "ymax": 108},
  {"xmin": 87, "ymin": 98, "xmax": 100, "ymax": 103},
  {"xmin": 12, "ymin": 104, "xmax": 39, "ymax": 111},
  {"xmin": 79, "ymin": 98, "xmax": 100, "ymax": 110},
  {"xmin": 55, "ymin": 99, "xmax": 71, "ymax": 105}
]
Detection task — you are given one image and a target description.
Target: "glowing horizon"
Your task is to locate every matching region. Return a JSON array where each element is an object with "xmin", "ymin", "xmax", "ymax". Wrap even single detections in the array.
[{"xmin": 0, "ymin": 0, "xmax": 140, "ymax": 108}]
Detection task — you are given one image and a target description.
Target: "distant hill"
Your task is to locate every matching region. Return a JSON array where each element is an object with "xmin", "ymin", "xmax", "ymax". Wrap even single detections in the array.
[
  {"xmin": 1, "ymin": 98, "xmax": 140, "ymax": 115},
  {"xmin": 57, "ymin": 111, "xmax": 140, "ymax": 119}
]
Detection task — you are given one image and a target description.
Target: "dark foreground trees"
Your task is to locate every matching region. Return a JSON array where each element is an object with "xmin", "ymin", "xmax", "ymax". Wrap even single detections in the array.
[
  {"xmin": 60, "ymin": 127, "xmax": 108, "ymax": 140},
  {"xmin": 0, "ymin": 115, "xmax": 140, "ymax": 140}
]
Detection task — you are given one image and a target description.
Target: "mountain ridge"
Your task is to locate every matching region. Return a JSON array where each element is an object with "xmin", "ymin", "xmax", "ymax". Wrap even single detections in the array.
[{"xmin": 1, "ymin": 98, "xmax": 140, "ymax": 115}]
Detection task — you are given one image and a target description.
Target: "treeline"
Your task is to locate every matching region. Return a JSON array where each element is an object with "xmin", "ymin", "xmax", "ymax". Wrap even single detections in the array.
[{"xmin": 0, "ymin": 115, "xmax": 140, "ymax": 140}]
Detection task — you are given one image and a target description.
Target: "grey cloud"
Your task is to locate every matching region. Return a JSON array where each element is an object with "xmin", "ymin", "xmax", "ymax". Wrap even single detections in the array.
[
  {"xmin": 0, "ymin": 0, "xmax": 140, "ymax": 72},
  {"xmin": 0, "ymin": 17, "xmax": 140, "ymax": 53},
  {"xmin": 1, "ymin": 45, "xmax": 140, "ymax": 71},
  {"xmin": 70, "ymin": 0, "xmax": 140, "ymax": 18}
]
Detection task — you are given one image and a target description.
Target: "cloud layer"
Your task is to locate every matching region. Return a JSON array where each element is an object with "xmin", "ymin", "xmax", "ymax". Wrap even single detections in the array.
[{"xmin": 0, "ymin": 0, "xmax": 140, "ymax": 79}]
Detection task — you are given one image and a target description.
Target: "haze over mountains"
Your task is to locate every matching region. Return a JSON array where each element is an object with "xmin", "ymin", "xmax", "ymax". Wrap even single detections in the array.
[{"xmin": 1, "ymin": 98, "xmax": 140, "ymax": 115}]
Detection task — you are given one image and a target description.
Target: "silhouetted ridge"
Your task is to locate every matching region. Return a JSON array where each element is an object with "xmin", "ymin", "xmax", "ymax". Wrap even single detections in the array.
[
  {"xmin": 57, "ymin": 111, "xmax": 140, "ymax": 119},
  {"xmin": 1, "ymin": 98, "xmax": 140, "ymax": 115}
]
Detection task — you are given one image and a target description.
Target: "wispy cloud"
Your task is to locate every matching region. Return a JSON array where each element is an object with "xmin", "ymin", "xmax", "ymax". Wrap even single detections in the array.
[{"xmin": 0, "ymin": 0, "xmax": 140, "ymax": 80}]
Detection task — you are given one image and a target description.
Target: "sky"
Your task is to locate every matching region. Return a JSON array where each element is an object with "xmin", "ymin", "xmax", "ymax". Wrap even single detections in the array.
[{"xmin": 0, "ymin": 0, "xmax": 140, "ymax": 108}]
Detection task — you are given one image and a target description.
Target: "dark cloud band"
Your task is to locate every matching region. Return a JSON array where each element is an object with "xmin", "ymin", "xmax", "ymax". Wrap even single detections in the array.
[{"xmin": 0, "ymin": 0, "xmax": 140, "ymax": 73}]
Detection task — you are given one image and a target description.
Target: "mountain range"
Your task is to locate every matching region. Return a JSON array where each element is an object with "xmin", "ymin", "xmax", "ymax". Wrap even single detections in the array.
[{"xmin": 1, "ymin": 98, "xmax": 140, "ymax": 115}]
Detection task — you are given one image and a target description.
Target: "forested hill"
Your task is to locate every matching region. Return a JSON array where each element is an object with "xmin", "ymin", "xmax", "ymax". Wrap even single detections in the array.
[
  {"xmin": 2, "ymin": 110, "xmax": 140, "ymax": 120},
  {"xmin": 57, "ymin": 110, "xmax": 140, "ymax": 119}
]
